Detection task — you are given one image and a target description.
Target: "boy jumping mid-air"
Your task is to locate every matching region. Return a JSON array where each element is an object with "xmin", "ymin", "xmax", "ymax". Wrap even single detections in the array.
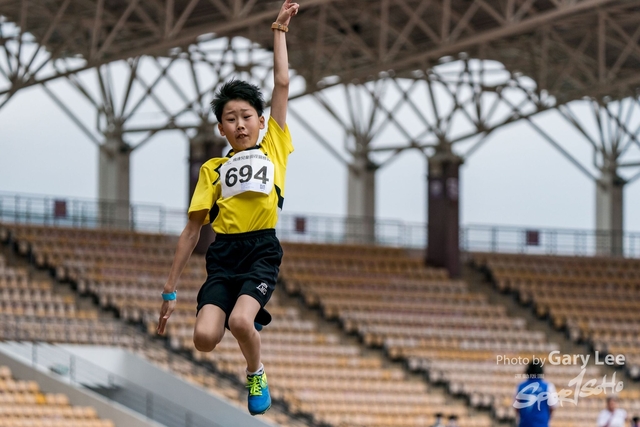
[{"xmin": 157, "ymin": 0, "xmax": 299, "ymax": 415}]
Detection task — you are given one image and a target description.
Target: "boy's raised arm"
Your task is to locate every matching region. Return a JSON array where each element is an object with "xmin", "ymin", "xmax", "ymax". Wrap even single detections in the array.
[{"xmin": 270, "ymin": 0, "xmax": 299, "ymax": 130}]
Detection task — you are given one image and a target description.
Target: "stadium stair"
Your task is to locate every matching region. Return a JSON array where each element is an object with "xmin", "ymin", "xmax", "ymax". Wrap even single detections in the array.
[
  {"xmin": 461, "ymin": 265, "xmax": 588, "ymax": 363},
  {"xmin": 277, "ymin": 244, "xmax": 508, "ymax": 427},
  {"xmin": 273, "ymin": 285, "xmax": 496, "ymax": 427}
]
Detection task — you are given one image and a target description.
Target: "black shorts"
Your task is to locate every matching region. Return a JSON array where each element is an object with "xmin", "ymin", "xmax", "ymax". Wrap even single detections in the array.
[{"xmin": 196, "ymin": 228, "xmax": 282, "ymax": 328}]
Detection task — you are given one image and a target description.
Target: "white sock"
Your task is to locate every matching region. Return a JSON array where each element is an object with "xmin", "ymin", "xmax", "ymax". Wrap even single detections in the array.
[{"xmin": 247, "ymin": 364, "xmax": 264, "ymax": 376}]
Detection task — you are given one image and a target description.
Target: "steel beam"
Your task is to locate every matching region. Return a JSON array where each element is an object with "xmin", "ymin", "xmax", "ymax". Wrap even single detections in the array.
[{"xmin": 2, "ymin": 0, "xmax": 640, "ymax": 104}]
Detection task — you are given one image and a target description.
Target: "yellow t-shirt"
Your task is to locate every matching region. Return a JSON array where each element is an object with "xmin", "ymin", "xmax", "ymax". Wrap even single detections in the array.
[{"xmin": 188, "ymin": 117, "xmax": 293, "ymax": 234}]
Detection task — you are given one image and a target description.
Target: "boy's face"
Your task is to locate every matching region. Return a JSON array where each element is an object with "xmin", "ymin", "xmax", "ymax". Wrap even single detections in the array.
[{"xmin": 217, "ymin": 99, "xmax": 265, "ymax": 152}]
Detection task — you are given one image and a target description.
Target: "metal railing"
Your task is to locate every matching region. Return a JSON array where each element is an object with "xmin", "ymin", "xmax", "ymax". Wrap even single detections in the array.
[
  {"xmin": 461, "ymin": 224, "xmax": 640, "ymax": 258},
  {"xmin": 0, "ymin": 341, "xmax": 221, "ymax": 427},
  {"xmin": 0, "ymin": 192, "xmax": 185, "ymax": 234},
  {"xmin": 2, "ymin": 191, "xmax": 640, "ymax": 257}
]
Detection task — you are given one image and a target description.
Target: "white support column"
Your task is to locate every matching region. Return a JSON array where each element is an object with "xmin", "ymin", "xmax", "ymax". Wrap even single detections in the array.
[
  {"xmin": 346, "ymin": 146, "xmax": 377, "ymax": 244},
  {"xmin": 596, "ymin": 164, "xmax": 624, "ymax": 256},
  {"xmin": 555, "ymin": 98, "xmax": 640, "ymax": 257},
  {"xmin": 98, "ymin": 127, "xmax": 131, "ymax": 229}
]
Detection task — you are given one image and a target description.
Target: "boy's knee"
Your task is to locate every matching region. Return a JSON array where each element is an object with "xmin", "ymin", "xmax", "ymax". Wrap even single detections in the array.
[
  {"xmin": 193, "ymin": 330, "xmax": 222, "ymax": 352},
  {"xmin": 228, "ymin": 314, "xmax": 254, "ymax": 339}
]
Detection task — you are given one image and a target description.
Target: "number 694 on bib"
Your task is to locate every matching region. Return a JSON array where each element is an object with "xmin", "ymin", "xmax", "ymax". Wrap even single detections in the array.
[{"xmin": 220, "ymin": 153, "xmax": 275, "ymax": 199}]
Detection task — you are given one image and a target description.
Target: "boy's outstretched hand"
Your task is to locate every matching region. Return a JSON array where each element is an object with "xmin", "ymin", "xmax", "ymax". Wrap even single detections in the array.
[
  {"xmin": 157, "ymin": 299, "xmax": 176, "ymax": 335},
  {"xmin": 276, "ymin": 0, "xmax": 299, "ymax": 26}
]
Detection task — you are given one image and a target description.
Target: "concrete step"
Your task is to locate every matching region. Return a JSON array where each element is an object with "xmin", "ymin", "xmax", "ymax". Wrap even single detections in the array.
[{"xmin": 462, "ymin": 263, "xmax": 584, "ymax": 356}]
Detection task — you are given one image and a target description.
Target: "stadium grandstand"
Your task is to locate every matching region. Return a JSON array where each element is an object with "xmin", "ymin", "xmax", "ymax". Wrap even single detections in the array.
[{"xmin": 2, "ymin": 0, "xmax": 640, "ymax": 427}]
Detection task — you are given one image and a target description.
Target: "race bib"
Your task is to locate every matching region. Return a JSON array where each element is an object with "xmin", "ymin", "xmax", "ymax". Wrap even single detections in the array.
[{"xmin": 220, "ymin": 151, "xmax": 274, "ymax": 199}]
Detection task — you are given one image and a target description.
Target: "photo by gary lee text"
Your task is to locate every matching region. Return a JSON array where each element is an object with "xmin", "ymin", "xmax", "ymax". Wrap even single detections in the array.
[{"xmin": 497, "ymin": 351, "xmax": 625, "ymax": 370}]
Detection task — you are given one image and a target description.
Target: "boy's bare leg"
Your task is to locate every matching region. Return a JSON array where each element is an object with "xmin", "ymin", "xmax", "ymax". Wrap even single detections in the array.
[
  {"xmin": 193, "ymin": 305, "xmax": 226, "ymax": 352},
  {"xmin": 228, "ymin": 295, "xmax": 262, "ymax": 373}
]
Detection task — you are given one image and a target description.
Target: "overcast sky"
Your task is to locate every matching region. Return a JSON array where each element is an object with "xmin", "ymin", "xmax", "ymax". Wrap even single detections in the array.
[{"xmin": 2, "ymin": 53, "xmax": 640, "ymax": 236}]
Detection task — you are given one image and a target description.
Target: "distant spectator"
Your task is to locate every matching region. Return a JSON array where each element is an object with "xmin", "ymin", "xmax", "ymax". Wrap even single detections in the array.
[
  {"xmin": 431, "ymin": 413, "xmax": 444, "ymax": 427},
  {"xmin": 514, "ymin": 361, "xmax": 558, "ymax": 427},
  {"xmin": 597, "ymin": 396, "xmax": 627, "ymax": 427},
  {"xmin": 446, "ymin": 414, "xmax": 460, "ymax": 427},
  {"xmin": 631, "ymin": 416, "xmax": 639, "ymax": 427}
]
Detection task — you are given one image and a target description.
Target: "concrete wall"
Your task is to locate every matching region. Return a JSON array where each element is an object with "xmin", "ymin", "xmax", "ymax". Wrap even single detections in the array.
[{"xmin": 60, "ymin": 345, "xmax": 276, "ymax": 427}]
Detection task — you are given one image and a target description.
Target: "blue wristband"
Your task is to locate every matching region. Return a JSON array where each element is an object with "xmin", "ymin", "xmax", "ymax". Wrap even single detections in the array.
[{"xmin": 161, "ymin": 290, "xmax": 177, "ymax": 301}]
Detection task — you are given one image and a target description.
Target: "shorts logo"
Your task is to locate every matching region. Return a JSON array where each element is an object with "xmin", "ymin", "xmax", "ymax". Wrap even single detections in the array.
[{"xmin": 257, "ymin": 283, "xmax": 268, "ymax": 295}]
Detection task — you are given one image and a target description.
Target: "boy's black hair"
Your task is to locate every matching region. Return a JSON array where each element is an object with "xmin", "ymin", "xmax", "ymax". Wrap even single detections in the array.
[{"xmin": 211, "ymin": 80, "xmax": 265, "ymax": 122}]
